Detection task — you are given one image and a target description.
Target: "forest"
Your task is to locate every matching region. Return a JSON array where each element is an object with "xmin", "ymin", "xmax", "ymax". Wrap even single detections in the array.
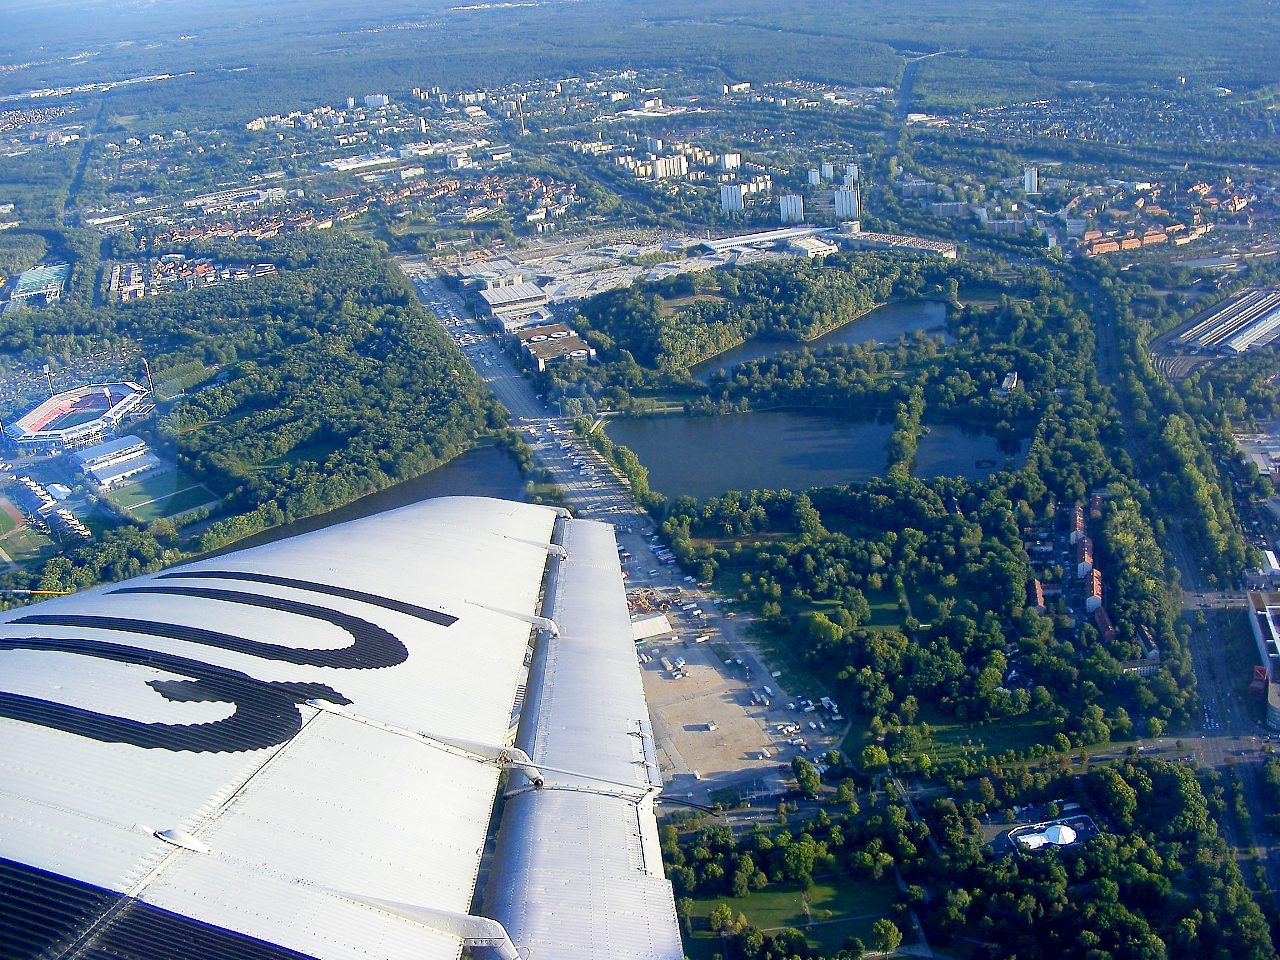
[
  {"xmin": 537, "ymin": 252, "xmax": 988, "ymax": 416},
  {"xmin": 8, "ymin": 0, "xmax": 1280, "ymax": 125},
  {"xmin": 664, "ymin": 754, "xmax": 1275, "ymax": 960},
  {"xmin": 0, "ymin": 231, "xmax": 501, "ymax": 592},
  {"xmin": 662, "ymin": 472, "xmax": 1192, "ymax": 775}
]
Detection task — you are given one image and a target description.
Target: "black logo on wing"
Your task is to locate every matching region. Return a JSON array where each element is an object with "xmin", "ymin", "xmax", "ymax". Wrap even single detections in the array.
[
  {"xmin": 0, "ymin": 577, "xmax": 451, "ymax": 752},
  {"xmin": 155, "ymin": 570, "xmax": 458, "ymax": 626},
  {"xmin": 20, "ymin": 586, "xmax": 408, "ymax": 669},
  {"xmin": 0, "ymin": 637, "xmax": 349, "ymax": 753}
]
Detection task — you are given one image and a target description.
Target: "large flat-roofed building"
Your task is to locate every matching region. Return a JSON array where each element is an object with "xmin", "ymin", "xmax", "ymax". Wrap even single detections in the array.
[
  {"xmin": 478, "ymin": 281, "xmax": 551, "ymax": 328},
  {"xmin": 788, "ymin": 235, "xmax": 839, "ymax": 258},
  {"xmin": 4, "ymin": 381, "xmax": 150, "ymax": 454},
  {"xmin": 1248, "ymin": 590, "xmax": 1280, "ymax": 730},
  {"xmin": 73, "ymin": 434, "xmax": 167, "ymax": 488},
  {"xmin": 514, "ymin": 323, "xmax": 596, "ymax": 371},
  {"xmin": 72, "ymin": 434, "xmax": 148, "ymax": 472},
  {"xmin": 88, "ymin": 451, "xmax": 165, "ymax": 488},
  {"xmin": 0, "ymin": 496, "xmax": 682, "ymax": 960},
  {"xmin": 1176, "ymin": 288, "xmax": 1280, "ymax": 354},
  {"xmin": 5, "ymin": 261, "xmax": 71, "ymax": 310}
]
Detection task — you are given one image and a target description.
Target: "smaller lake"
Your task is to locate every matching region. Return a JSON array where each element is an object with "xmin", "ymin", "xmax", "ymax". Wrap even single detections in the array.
[
  {"xmin": 606, "ymin": 410, "xmax": 1023, "ymax": 501},
  {"xmin": 691, "ymin": 300, "xmax": 949, "ymax": 383},
  {"xmin": 207, "ymin": 444, "xmax": 527, "ymax": 557}
]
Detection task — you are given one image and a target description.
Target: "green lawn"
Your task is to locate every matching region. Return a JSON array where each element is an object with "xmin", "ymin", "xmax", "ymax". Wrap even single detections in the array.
[
  {"xmin": 906, "ymin": 704, "xmax": 1063, "ymax": 765},
  {"xmin": 107, "ymin": 468, "xmax": 218, "ymax": 521},
  {"xmin": 0, "ymin": 525, "xmax": 55, "ymax": 564},
  {"xmin": 683, "ymin": 876, "xmax": 902, "ymax": 957},
  {"xmin": 109, "ymin": 469, "xmax": 198, "ymax": 509},
  {"xmin": 244, "ymin": 440, "xmax": 341, "ymax": 473},
  {"xmin": 0, "ymin": 506, "xmax": 18, "ymax": 537},
  {"xmin": 131, "ymin": 485, "xmax": 219, "ymax": 522},
  {"xmin": 864, "ymin": 588, "xmax": 907, "ymax": 630}
]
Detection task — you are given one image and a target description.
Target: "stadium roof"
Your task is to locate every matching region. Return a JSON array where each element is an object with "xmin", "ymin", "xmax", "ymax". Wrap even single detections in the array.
[
  {"xmin": 0, "ymin": 496, "xmax": 681, "ymax": 960},
  {"xmin": 5, "ymin": 381, "xmax": 150, "ymax": 446},
  {"xmin": 699, "ymin": 226, "xmax": 828, "ymax": 253}
]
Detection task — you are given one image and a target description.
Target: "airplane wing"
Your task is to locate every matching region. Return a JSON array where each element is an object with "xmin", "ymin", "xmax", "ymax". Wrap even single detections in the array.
[{"xmin": 0, "ymin": 496, "xmax": 681, "ymax": 960}]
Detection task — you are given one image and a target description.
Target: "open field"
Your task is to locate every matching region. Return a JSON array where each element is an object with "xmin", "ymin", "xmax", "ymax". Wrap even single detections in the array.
[
  {"xmin": 108, "ymin": 470, "xmax": 188, "ymax": 509},
  {"xmin": 107, "ymin": 469, "xmax": 217, "ymax": 521},
  {"xmin": 131, "ymin": 486, "xmax": 220, "ymax": 523},
  {"xmin": 683, "ymin": 876, "xmax": 902, "ymax": 957},
  {"xmin": 0, "ymin": 500, "xmax": 20, "ymax": 537},
  {"xmin": 0, "ymin": 525, "xmax": 56, "ymax": 564}
]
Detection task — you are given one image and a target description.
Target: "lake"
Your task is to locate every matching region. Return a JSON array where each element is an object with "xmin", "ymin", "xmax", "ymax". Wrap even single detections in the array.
[
  {"xmin": 690, "ymin": 300, "xmax": 949, "ymax": 382},
  {"xmin": 606, "ymin": 410, "xmax": 1023, "ymax": 501},
  {"xmin": 209, "ymin": 443, "xmax": 527, "ymax": 556}
]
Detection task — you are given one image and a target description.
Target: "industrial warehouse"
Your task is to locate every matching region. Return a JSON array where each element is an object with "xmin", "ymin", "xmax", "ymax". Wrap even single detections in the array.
[{"xmin": 1176, "ymin": 288, "xmax": 1280, "ymax": 354}]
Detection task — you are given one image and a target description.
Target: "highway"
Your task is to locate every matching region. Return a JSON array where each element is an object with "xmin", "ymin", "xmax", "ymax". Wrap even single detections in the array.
[{"xmin": 398, "ymin": 257, "xmax": 849, "ymax": 803}]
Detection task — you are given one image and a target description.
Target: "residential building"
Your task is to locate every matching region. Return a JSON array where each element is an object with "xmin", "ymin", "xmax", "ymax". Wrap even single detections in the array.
[
  {"xmin": 834, "ymin": 187, "xmax": 860, "ymax": 218},
  {"xmin": 1085, "ymin": 569, "xmax": 1103, "ymax": 612},
  {"xmin": 720, "ymin": 184, "xmax": 746, "ymax": 213},
  {"xmin": 1076, "ymin": 537, "xmax": 1094, "ymax": 578},
  {"xmin": 653, "ymin": 155, "xmax": 688, "ymax": 179},
  {"xmin": 779, "ymin": 194, "xmax": 804, "ymax": 223}
]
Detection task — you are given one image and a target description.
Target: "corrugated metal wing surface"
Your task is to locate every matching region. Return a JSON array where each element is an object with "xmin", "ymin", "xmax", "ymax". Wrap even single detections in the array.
[
  {"xmin": 484, "ymin": 517, "xmax": 683, "ymax": 959},
  {"xmin": 0, "ymin": 496, "xmax": 558, "ymax": 960}
]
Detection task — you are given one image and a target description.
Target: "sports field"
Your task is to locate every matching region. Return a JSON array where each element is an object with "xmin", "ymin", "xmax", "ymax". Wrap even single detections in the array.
[
  {"xmin": 0, "ymin": 497, "xmax": 22, "ymax": 537},
  {"xmin": 0, "ymin": 525, "xmax": 55, "ymax": 564},
  {"xmin": 132, "ymin": 486, "xmax": 220, "ymax": 522},
  {"xmin": 107, "ymin": 469, "xmax": 218, "ymax": 521}
]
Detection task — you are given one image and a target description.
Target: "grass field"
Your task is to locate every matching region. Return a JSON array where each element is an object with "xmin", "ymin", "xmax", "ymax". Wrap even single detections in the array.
[
  {"xmin": 0, "ymin": 503, "xmax": 19, "ymax": 537},
  {"xmin": 683, "ymin": 876, "xmax": 902, "ymax": 957},
  {"xmin": 108, "ymin": 469, "xmax": 218, "ymax": 521},
  {"xmin": 109, "ymin": 470, "xmax": 191, "ymax": 509},
  {"xmin": 908, "ymin": 704, "xmax": 1061, "ymax": 764},
  {"xmin": 0, "ymin": 524, "xmax": 55, "ymax": 564},
  {"xmin": 131, "ymin": 485, "xmax": 220, "ymax": 522},
  {"xmin": 245, "ymin": 440, "xmax": 341, "ymax": 473}
]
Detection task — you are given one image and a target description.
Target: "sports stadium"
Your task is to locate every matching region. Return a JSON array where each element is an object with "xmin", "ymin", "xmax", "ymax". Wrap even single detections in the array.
[{"xmin": 3, "ymin": 381, "xmax": 150, "ymax": 454}]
